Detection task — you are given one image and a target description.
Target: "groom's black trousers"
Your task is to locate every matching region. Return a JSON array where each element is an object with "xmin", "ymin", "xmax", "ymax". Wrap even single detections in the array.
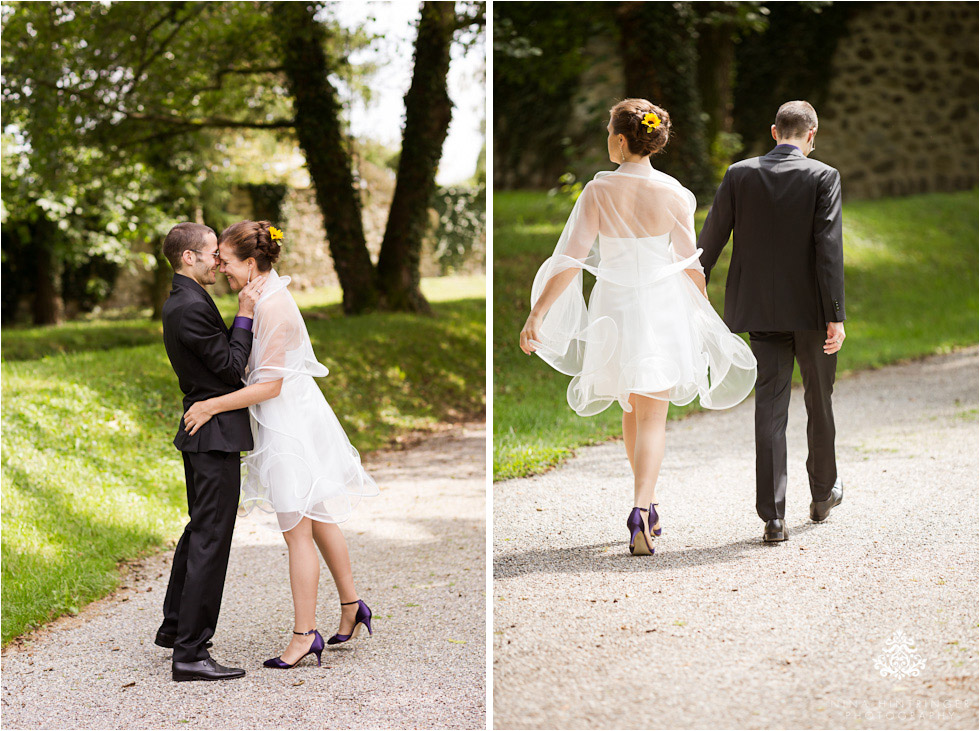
[
  {"xmin": 749, "ymin": 331, "xmax": 838, "ymax": 522},
  {"xmin": 160, "ymin": 450, "xmax": 240, "ymax": 663}
]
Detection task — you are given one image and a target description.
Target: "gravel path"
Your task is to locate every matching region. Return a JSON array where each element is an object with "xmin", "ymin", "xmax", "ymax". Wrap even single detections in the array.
[
  {"xmin": 2, "ymin": 423, "xmax": 486, "ymax": 730},
  {"xmin": 493, "ymin": 350, "xmax": 979, "ymax": 730}
]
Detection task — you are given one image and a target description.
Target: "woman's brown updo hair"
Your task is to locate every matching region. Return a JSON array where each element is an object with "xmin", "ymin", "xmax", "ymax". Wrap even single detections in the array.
[
  {"xmin": 218, "ymin": 219, "xmax": 282, "ymax": 272},
  {"xmin": 610, "ymin": 98, "xmax": 671, "ymax": 157}
]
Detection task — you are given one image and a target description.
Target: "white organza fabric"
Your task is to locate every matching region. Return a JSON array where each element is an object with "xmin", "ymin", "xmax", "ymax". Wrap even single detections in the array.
[
  {"xmin": 239, "ymin": 269, "xmax": 378, "ymax": 532},
  {"xmin": 530, "ymin": 162, "xmax": 757, "ymax": 416}
]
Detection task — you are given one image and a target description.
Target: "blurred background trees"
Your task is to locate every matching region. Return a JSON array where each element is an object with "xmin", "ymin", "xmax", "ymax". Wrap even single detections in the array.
[
  {"xmin": 493, "ymin": 1, "xmax": 978, "ymax": 204},
  {"xmin": 1, "ymin": 0, "xmax": 486, "ymax": 324},
  {"xmin": 492, "ymin": 1, "xmax": 841, "ymax": 199}
]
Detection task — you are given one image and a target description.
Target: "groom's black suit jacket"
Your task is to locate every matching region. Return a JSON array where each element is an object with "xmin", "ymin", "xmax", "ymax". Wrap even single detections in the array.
[
  {"xmin": 697, "ymin": 144, "xmax": 846, "ymax": 332},
  {"xmin": 162, "ymin": 273, "xmax": 253, "ymax": 453}
]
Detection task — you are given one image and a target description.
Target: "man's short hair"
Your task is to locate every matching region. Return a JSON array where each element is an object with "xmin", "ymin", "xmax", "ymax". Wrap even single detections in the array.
[
  {"xmin": 163, "ymin": 222, "xmax": 215, "ymax": 271},
  {"xmin": 774, "ymin": 101, "xmax": 818, "ymax": 139}
]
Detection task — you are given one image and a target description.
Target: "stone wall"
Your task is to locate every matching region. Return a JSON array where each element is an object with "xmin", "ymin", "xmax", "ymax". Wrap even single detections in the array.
[{"xmin": 767, "ymin": 2, "xmax": 979, "ymax": 200}]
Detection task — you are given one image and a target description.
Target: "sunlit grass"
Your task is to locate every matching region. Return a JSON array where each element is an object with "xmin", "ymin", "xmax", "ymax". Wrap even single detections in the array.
[
  {"xmin": 493, "ymin": 189, "xmax": 978, "ymax": 481},
  {"xmin": 1, "ymin": 274, "xmax": 486, "ymax": 361},
  {"xmin": 271, "ymin": 272, "xmax": 485, "ymax": 310}
]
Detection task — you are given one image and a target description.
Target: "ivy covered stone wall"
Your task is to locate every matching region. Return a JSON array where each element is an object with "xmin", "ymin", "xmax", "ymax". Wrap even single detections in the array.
[
  {"xmin": 807, "ymin": 1, "xmax": 978, "ymax": 199},
  {"xmin": 495, "ymin": 2, "xmax": 979, "ymax": 202}
]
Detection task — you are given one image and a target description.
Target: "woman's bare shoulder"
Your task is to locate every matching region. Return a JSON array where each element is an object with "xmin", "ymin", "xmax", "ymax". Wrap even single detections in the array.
[{"xmin": 255, "ymin": 288, "xmax": 299, "ymax": 325}]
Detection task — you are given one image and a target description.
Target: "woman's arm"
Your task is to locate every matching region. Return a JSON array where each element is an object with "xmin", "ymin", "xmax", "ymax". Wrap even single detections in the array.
[
  {"xmin": 670, "ymin": 192, "xmax": 709, "ymax": 301},
  {"xmin": 519, "ymin": 185, "xmax": 600, "ymax": 355},
  {"xmin": 685, "ymin": 269, "xmax": 708, "ymax": 299},
  {"xmin": 519, "ymin": 268, "xmax": 579, "ymax": 354},
  {"xmin": 183, "ymin": 378, "xmax": 284, "ymax": 436}
]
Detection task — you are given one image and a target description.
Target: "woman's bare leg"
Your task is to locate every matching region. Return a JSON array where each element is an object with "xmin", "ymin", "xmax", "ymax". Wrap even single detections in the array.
[
  {"xmin": 623, "ymin": 407, "xmax": 637, "ymax": 473},
  {"xmin": 628, "ymin": 395, "xmax": 669, "ymax": 529},
  {"xmin": 279, "ymin": 517, "xmax": 319, "ymax": 663},
  {"xmin": 311, "ymin": 521, "xmax": 360, "ymax": 635}
]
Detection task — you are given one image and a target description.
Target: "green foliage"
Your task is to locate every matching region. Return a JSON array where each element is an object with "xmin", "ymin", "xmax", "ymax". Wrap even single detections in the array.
[
  {"xmin": 0, "ymin": 1, "xmax": 375, "ymax": 320},
  {"xmin": 1, "ymin": 275, "xmax": 485, "ymax": 645},
  {"xmin": 430, "ymin": 185, "xmax": 487, "ymax": 274},
  {"xmin": 493, "ymin": 189, "xmax": 978, "ymax": 480},
  {"xmin": 708, "ymin": 130, "xmax": 746, "ymax": 184},
  {"xmin": 2, "ymin": 1, "xmax": 481, "ymax": 319},
  {"xmin": 550, "ymin": 172, "xmax": 585, "ymax": 200},
  {"xmin": 618, "ymin": 2, "xmax": 714, "ymax": 202},
  {"xmin": 493, "ymin": 2, "xmax": 745, "ymax": 196},
  {"xmin": 0, "ymin": 2, "xmax": 249, "ymax": 320},
  {"xmin": 698, "ymin": 1, "xmax": 772, "ymax": 33},
  {"xmin": 492, "ymin": 1, "xmax": 602, "ymax": 187}
]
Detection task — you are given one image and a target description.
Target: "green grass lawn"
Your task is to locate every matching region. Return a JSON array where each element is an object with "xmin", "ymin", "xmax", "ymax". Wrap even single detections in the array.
[
  {"xmin": 493, "ymin": 189, "xmax": 978, "ymax": 481},
  {"xmin": 1, "ymin": 274, "xmax": 485, "ymax": 645}
]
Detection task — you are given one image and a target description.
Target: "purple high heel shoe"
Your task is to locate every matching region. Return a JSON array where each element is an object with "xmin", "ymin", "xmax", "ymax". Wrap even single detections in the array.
[
  {"xmin": 327, "ymin": 600, "xmax": 373, "ymax": 645},
  {"xmin": 263, "ymin": 628, "xmax": 324, "ymax": 668},
  {"xmin": 627, "ymin": 507, "xmax": 654, "ymax": 556},
  {"xmin": 648, "ymin": 502, "xmax": 663, "ymax": 536}
]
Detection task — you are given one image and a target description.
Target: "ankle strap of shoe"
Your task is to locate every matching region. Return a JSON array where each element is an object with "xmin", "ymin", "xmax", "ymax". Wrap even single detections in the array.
[
  {"xmin": 340, "ymin": 600, "xmax": 360, "ymax": 606},
  {"xmin": 293, "ymin": 628, "xmax": 317, "ymax": 636}
]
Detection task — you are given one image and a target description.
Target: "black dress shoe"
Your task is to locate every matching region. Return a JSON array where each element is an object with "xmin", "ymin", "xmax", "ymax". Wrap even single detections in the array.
[
  {"xmin": 810, "ymin": 480, "xmax": 843, "ymax": 522},
  {"xmin": 172, "ymin": 657, "xmax": 245, "ymax": 682},
  {"xmin": 763, "ymin": 519, "xmax": 788, "ymax": 542},
  {"xmin": 155, "ymin": 630, "xmax": 212, "ymax": 650}
]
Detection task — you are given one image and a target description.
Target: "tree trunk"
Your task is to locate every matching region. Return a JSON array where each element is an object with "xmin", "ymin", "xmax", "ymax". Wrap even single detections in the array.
[
  {"xmin": 696, "ymin": 10, "xmax": 736, "ymax": 147},
  {"xmin": 376, "ymin": 2, "xmax": 456, "ymax": 314},
  {"xmin": 615, "ymin": 1, "xmax": 713, "ymax": 203},
  {"xmin": 276, "ymin": 2, "xmax": 379, "ymax": 314},
  {"xmin": 32, "ymin": 217, "xmax": 60, "ymax": 325}
]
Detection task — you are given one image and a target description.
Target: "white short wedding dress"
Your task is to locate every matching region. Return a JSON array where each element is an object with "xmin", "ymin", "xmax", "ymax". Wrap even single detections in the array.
[
  {"xmin": 530, "ymin": 161, "xmax": 757, "ymax": 416},
  {"xmin": 239, "ymin": 269, "xmax": 378, "ymax": 532}
]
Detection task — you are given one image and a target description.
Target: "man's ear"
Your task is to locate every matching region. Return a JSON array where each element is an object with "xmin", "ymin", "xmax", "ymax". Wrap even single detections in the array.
[{"xmin": 771, "ymin": 125, "xmax": 779, "ymax": 142}]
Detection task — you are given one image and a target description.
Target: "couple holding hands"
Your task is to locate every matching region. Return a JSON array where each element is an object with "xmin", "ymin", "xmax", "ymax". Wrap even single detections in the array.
[{"xmin": 520, "ymin": 98, "xmax": 846, "ymax": 554}]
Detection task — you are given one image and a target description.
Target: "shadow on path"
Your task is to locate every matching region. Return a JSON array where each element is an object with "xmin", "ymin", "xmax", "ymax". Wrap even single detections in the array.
[{"xmin": 494, "ymin": 521, "xmax": 823, "ymax": 581}]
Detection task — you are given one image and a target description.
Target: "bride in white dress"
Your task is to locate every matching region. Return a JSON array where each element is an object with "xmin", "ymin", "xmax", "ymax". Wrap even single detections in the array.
[
  {"xmin": 182, "ymin": 220, "xmax": 378, "ymax": 668},
  {"xmin": 520, "ymin": 99, "xmax": 757, "ymax": 556}
]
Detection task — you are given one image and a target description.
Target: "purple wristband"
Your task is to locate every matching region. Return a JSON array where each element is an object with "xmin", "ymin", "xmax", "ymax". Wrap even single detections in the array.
[{"xmin": 232, "ymin": 316, "xmax": 253, "ymax": 332}]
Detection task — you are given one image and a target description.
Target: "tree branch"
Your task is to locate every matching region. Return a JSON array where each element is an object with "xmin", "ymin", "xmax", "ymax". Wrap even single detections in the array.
[
  {"xmin": 123, "ymin": 112, "xmax": 294, "ymax": 129},
  {"xmin": 196, "ymin": 65, "xmax": 286, "ymax": 93},
  {"xmin": 119, "ymin": 4, "xmax": 209, "ymax": 107},
  {"xmin": 114, "ymin": 114, "xmax": 295, "ymax": 148}
]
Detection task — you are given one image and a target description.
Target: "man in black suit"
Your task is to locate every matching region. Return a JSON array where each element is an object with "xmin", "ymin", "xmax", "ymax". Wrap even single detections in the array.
[
  {"xmin": 698, "ymin": 100, "xmax": 845, "ymax": 543},
  {"xmin": 156, "ymin": 222, "xmax": 264, "ymax": 681}
]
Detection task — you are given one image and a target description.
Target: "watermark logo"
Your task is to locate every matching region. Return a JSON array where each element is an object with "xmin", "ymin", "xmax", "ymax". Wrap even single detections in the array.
[{"xmin": 874, "ymin": 631, "xmax": 926, "ymax": 680}]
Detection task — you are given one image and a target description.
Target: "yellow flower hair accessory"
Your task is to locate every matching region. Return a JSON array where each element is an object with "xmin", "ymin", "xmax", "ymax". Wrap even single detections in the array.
[
  {"xmin": 641, "ymin": 112, "xmax": 661, "ymax": 133},
  {"xmin": 269, "ymin": 226, "xmax": 283, "ymax": 241}
]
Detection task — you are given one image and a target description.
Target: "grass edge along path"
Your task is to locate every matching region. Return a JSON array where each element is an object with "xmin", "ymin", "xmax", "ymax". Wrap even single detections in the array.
[
  {"xmin": 1, "ymin": 274, "xmax": 485, "ymax": 646},
  {"xmin": 493, "ymin": 189, "xmax": 978, "ymax": 481}
]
